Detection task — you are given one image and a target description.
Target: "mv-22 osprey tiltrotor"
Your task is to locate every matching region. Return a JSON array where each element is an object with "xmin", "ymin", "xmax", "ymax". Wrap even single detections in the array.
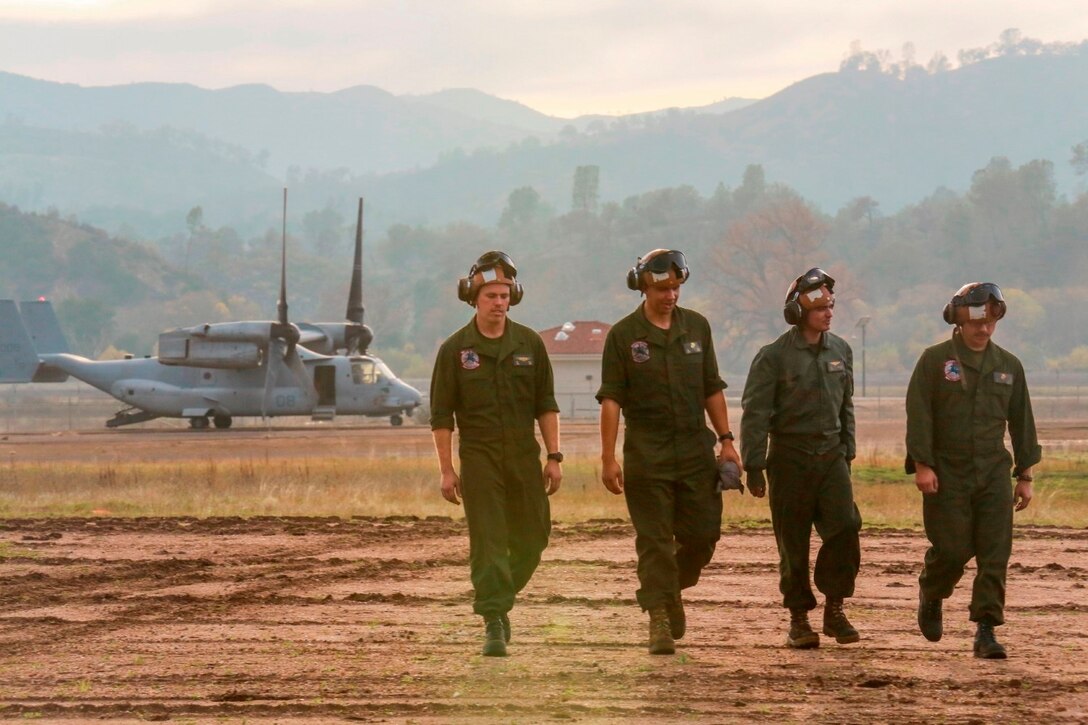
[{"xmin": 0, "ymin": 195, "xmax": 422, "ymax": 429}]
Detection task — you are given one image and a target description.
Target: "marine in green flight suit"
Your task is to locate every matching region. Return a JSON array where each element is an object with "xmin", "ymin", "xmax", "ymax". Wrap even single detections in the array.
[
  {"xmin": 740, "ymin": 268, "xmax": 862, "ymax": 650},
  {"xmin": 908, "ymin": 282, "xmax": 1040, "ymax": 660},
  {"xmin": 430, "ymin": 251, "xmax": 563, "ymax": 658},
  {"xmin": 597, "ymin": 249, "xmax": 742, "ymax": 655}
]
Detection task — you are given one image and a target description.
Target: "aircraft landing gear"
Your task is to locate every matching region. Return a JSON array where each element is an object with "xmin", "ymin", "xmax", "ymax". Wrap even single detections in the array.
[
  {"xmin": 390, "ymin": 414, "xmax": 404, "ymax": 427},
  {"xmin": 189, "ymin": 416, "xmax": 210, "ymax": 430},
  {"xmin": 213, "ymin": 414, "xmax": 233, "ymax": 429}
]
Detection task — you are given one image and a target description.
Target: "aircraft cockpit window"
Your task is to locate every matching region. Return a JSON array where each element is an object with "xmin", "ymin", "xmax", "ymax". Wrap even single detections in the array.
[
  {"xmin": 351, "ymin": 360, "xmax": 378, "ymax": 385},
  {"xmin": 376, "ymin": 360, "xmax": 395, "ymax": 380}
]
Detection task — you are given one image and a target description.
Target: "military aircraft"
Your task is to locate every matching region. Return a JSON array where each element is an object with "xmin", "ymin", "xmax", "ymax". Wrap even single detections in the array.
[{"xmin": 0, "ymin": 195, "xmax": 422, "ymax": 429}]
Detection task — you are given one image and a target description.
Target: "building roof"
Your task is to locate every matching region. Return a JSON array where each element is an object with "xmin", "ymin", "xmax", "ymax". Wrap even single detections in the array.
[{"xmin": 538, "ymin": 320, "xmax": 611, "ymax": 355}]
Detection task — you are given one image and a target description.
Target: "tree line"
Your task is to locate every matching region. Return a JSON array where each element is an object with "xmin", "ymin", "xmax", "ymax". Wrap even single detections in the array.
[{"xmin": 4, "ymin": 152, "xmax": 1087, "ymax": 381}]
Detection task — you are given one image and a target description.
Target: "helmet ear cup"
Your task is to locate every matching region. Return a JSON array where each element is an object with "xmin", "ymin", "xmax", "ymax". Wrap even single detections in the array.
[
  {"xmin": 942, "ymin": 302, "xmax": 955, "ymax": 325},
  {"xmin": 783, "ymin": 298, "xmax": 803, "ymax": 326},
  {"xmin": 458, "ymin": 276, "xmax": 522, "ymax": 306},
  {"xmin": 626, "ymin": 267, "xmax": 641, "ymax": 291},
  {"xmin": 457, "ymin": 276, "xmax": 475, "ymax": 305}
]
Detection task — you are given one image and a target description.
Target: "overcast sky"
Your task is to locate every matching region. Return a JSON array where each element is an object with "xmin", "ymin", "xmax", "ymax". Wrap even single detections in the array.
[{"xmin": 2, "ymin": 0, "xmax": 1087, "ymax": 117}]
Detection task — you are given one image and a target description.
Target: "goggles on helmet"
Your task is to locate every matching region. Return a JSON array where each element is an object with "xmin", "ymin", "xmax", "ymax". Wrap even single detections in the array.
[
  {"xmin": 796, "ymin": 268, "xmax": 836, "ymax": 296},
  {"xmin": 471, "ymin": 250, "xmax": 517, "ymax": 279},
  {"xmin": 955, "ymin": 282, "xmax": 1004, "ymax": 307},
  {"xmin": 641, "ymin": 250, "xmax": 688, "ymax": 276}
]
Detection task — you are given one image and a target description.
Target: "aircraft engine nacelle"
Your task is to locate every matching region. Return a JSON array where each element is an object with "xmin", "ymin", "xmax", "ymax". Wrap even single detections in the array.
[
  {"xmin": 173, "ymin": 321, "xmax": 279, "ymax": 344},
  {"xmin": 158, "ymin": 331, "xmax": 263, "ymax": 369}
]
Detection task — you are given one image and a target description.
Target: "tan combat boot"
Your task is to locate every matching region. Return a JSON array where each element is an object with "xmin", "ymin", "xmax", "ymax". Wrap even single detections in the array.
[{"xmin": 648, "ymin": 606, "xmax": 675, "ymax": 655}]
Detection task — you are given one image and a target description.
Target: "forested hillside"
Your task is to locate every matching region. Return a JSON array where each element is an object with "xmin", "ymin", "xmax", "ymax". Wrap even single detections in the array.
[{"xmin": 2, "ymin": 31, "xmax": 1086, "ymax": 240}]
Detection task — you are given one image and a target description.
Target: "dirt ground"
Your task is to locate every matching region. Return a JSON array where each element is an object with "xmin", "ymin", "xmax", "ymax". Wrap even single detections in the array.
[
  {"xmin": 2, "ymin": 515, "xmax": 1088, "ymax": 724},
  {"xmin": 2, "ymin": 418, "xmax": 1088, "ymax": 723}
]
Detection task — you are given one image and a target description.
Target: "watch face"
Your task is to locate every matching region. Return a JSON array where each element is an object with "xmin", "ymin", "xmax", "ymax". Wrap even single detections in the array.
[{"xmin": 548, "ymin": 452, "xmax": 564, "ymax": 463}]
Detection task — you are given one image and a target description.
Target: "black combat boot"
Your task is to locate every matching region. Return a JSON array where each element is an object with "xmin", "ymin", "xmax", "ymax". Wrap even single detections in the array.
[
  {"xmin": 648, "ymin": 606, "xmax": 675, "ymax": 655},
  {"xmin": 482, "ymin": 616, "xmax": 507, "ymax": 657},
  {"xmin": 823, "ymin": 598, "xmax": 860, "ymax": 644},
  {"xmin": 500, "ymin": 612, "xmax": 511, "ymax": 643},
  {"xmin": 666, "ymin": 593, "xmax": 686, "ymax": 640},
  {"xmin": 786, "ymin": 608, "xmax": 820, "ymax": 649},
  {"xmin": 973, "ymin": 621, "xmax": 1007, "ymax": 659},
  {"xmin": 917, "ymin": 591, "xmax": 943, "ymax": 642}
]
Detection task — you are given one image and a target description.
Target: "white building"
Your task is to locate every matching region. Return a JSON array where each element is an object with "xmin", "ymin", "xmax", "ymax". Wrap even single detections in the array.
[{"xmin": 538, "ymin": 320, "xmax": 611, "ymax": 419}]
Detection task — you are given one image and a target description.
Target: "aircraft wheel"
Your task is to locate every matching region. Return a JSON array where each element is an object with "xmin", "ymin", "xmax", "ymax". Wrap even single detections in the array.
[
  {"xmin": 190, "ymin": 416, "xmax": 210, "ymax": 430},
  {"xmin": 213, "ymin": 414, "xmax": 233, "ymax": 429},
  {"xmin": 390, "ymin": 414, "xmax": 404, "ymax": 427}
]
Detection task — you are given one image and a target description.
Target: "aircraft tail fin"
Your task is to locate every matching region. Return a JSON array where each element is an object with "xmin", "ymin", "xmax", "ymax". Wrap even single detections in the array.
[
  {"xmin": 0, "ymin": 300, "xmax": 44, "ymax": 383},
  {"xmin": 18, "ymin": 300, "xmax": 70, "ymax": 382},
  {"xmin": 19, "ymin": 300, "xmax": 71, "ymax": 354}
]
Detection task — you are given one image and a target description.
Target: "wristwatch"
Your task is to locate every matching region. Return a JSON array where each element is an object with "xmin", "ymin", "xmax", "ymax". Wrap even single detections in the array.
[
  {"xmin": 547, "ymin": 452, "xmax": 564, "ymax": 463},
  {"xmin": 718, "ymin": 432, "xmax": 735, "ymax": 443}
]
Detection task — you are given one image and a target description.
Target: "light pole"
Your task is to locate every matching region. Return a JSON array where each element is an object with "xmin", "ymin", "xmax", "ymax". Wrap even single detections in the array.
[{"xmin": 855, "ymin": 316, "xmax": 871, "ymax": 397}]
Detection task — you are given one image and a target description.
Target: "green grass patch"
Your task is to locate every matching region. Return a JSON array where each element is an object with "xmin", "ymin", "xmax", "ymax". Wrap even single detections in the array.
[{"xmin": 1, "ymin": 456, "xmax": 1086, "ymax": 528}]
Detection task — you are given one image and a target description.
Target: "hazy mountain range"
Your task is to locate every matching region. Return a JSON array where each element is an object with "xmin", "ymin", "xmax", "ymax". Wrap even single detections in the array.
[{"xmin": 1, "ymin": 46, "xmax": 1086, "ymax": 238}]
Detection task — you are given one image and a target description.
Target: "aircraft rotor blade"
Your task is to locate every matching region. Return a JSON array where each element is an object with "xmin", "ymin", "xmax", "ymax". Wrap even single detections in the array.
[
  {"xmin": 276, "ymin": 187, "xmax": 289, "ymax": 326},
  {"xmin": 345, "ymin": 197, "xmax": 364, "ymax": 326}
]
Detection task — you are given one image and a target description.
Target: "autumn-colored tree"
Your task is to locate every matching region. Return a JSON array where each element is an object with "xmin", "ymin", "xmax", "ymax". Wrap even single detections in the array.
[{"xmin": 709, "ymin": 194, "xmax": 833, "ymax": 368}]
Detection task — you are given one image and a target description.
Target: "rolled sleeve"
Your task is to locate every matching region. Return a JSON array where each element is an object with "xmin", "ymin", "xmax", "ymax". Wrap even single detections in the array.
[
  {"xmin": 428, "ymin": 342, "xmax": 458, "ymax": 431},
  {"xmin": 595, "ymin": 329, "xmax": 627, "ymax": 406},
  {"xmin": 535, "ymin": 339, "xmax": 561, "ymax": 416},
  {"xmin": 701, "ymin": 322, "xmax": 727, "ymax": 398}
]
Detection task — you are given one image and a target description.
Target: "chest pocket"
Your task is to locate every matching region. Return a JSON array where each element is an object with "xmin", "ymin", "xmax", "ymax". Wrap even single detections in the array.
[
  {"xmin": 982, "ymin": 372, "xmax": 1013, "ymax": 419},
  {"xmin": 509, "ymin": 358, "xmax": 536, "ymax": 404},
  {"xmin": 682, "ymin": 339, "xmax": 704, "ymax": 386},
  {"xmin": 458, "ymin": 363, "xmax": 495, "ymax": 411}
]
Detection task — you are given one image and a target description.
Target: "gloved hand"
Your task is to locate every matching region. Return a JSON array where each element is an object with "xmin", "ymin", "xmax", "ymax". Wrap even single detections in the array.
[
  {"xmin": 746, "ymin": 468, "xmax": 767, "ymax": 498},
  {"xmin": 716, "ymin": 460, "xmax": 744, "ymax": 494}
]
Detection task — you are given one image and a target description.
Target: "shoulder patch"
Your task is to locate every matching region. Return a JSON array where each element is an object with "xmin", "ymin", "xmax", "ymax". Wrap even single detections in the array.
[
  {"xmin": 943, "ymin": 359, "xmax": 961, "ymax": 383},
  {"xmin": 630, "ymin": 340, "xmax": 650, "ymax": 364},
  {"xmin": 460, "ymin": 348, "xmax": 481, "ymax": 370}
]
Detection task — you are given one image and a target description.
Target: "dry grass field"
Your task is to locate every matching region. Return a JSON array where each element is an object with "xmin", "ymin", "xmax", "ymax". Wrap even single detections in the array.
[{"xmin": 2, "ymin": 405, "xmax": 1088, "ymax": 723}]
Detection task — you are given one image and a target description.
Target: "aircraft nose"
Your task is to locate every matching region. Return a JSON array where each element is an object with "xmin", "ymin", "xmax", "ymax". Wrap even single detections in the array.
[{"xmin": 404, "ymin": 383, "xmax": 423, "ymax": 408}]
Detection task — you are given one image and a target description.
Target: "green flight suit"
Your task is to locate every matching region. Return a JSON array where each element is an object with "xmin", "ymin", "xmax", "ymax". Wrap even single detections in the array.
[
  {"xmin": 596, "ymin": 304, "xmax": 726, "ymax": 611},
  {"xmin": 905, "ymin": 335, "xmax": 1041, "ymax": 626},
  {"xmin": 430, "ymin": 318, "xmax": 560, "ymax": 617},
  {"xmin": 741, "ymin": 327, "xmax": 861, "ymax": 611}
]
